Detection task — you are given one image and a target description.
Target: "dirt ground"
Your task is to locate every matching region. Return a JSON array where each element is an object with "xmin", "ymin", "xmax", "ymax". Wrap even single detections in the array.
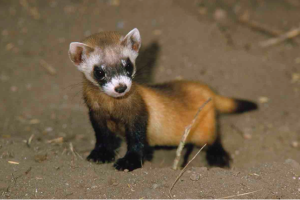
[{"xmin": 1, "ymin": 0, "xmax": 300, "ymax": 199}]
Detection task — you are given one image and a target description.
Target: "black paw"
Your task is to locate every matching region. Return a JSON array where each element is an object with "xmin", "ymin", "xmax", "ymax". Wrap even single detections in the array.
[
  {"xmin": 206, "ymin": 142, "xmax": 231, "ymax": 168},
  {"xmin": 87, "ymin": 148, "xmax": 115, "ymax": 163},
  {"xmin": 114, "ymin": 153, "xmax": 142, "ymax": 171}
]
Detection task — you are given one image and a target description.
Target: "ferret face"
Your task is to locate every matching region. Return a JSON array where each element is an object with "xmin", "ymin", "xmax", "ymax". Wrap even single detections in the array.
[{"xmin": 68, "ymin": 28, "xmax": 141, "ymax": 98}]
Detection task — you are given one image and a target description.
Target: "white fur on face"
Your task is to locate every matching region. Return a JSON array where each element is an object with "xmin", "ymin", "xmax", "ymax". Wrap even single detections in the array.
[
  {"xmin": 78, "ymin": 51, "xmax": 102, "ymax": 86},
  {"xmin": 102, "ymin": 76, "xmax": 132, "ymax": 98}
]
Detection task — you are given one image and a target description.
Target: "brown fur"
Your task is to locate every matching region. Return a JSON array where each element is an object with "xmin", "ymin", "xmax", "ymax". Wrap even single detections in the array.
[
  {"xmin": 83, "ymin": 76, "xmax": 239, "ymax": 147},
  {"xmin": 82, "ymin": 32, "xmax": 123, "ymax": 49}
]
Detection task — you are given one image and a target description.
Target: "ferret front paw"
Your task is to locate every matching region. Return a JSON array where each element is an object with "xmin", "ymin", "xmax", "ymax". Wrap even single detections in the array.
[
  {"xmin": 114, "ymin": 153, "xmax": 142, "ymax": 171},
  {"xmin": 87, "ymin": 148, "xmax": 115, "ymax": 163}
]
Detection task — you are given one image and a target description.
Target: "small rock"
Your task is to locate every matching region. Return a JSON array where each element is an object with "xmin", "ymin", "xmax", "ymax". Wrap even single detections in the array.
[
  {"xmin": 29, "ymin": 119, "xmax": 40, "ymax": 124},
  {"xmin": 291, "ymin": 73, "xmax": 300, "ymax": 83},
  {"xmin": 152, "ymin": 183, "xmax": 159, "ymax": 189},
  {"xmin": 6, "ymin": 43, "xmax": 14, "ymax": 51},
  {"xmin": 45, "ymin": 127, "xmax": 53, "ymax": 132},
  {"xmin": 10, "ymin": 86, "xmax": 17, "ymax": 92},
  {"xmin": 124, "ymin": 169, "xmax": 129, "ymax": 172},
  {"xmin": 214, "ymin": 8, "xmax": 227, "ymax": 22},
  {"xmin": 258, "ymin": 96, "xmax": 269, "ymax": 104},
  {"xmin": 190, "ymin": 173, "xmax": 200, "ymax": 181},
  {"xmin": 292, "ymin": 141, "xmax": 299, "ymax": 148},
  {"xmin": 243, "ymin": 133, "xmax": 252, "ymax": 140}
]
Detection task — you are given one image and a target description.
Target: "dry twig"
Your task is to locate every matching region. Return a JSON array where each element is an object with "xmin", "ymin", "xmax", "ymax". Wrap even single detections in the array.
[
  {"xmin": 238, "ymin": 12, "xmax": 282, "ymax": 36},
  {"xmin": 69, "ymin": 142, "xmax": 77, "ymax": 159},
  {"xmin": 39, "ymin": 59, "xmax": 57, "ymax": 75},
  {"xmin": 260, "ymin": 27, "xmax": 300, "ymax": 47},
  {"xmin": 172, "ymin": 98, "xmax": 211, "ymax": 170},
  {"xmin": 218, "ymin": 189, "xmax": 262, "ymax": 199},
  {"xmin": 238, "ymin": 12, "xmax": 300, "ymax": 45},
  {"xmin": 26, "ymin": 134, "xmax": 34, "ymax": 147},
  {"xmin": 169, "ymin": 144, "xmax": 207, "ymax": 198}
]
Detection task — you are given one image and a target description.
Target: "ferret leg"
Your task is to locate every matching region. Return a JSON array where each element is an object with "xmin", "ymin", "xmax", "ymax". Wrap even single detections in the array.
[
  {"xmin": 114, "ymin": 115, "xmax": 148, "ymax": 171},
  {"xmin": 87, "ymin": 111, "xmax": 121, "ymax": 163}
]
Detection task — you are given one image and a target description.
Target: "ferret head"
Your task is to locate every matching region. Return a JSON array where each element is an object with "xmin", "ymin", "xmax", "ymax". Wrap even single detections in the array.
[{"xmin": 68, "ymin": 28, "xmax": 141, "ymax": 98}]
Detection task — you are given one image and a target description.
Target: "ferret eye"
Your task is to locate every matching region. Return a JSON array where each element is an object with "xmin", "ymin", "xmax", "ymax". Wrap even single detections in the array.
[
  {"xmin": 123, "ymin": 59, "xmax": 133, "ymax": 77},
  {"xmin": 94, "ymin": 67, "xmax": 105, "ymax": 80}
]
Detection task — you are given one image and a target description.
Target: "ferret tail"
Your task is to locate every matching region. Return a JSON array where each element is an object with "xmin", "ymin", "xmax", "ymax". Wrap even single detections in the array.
[{"xmin": 215, "ymin": 95, "xmax": 258, "ymax": 114}]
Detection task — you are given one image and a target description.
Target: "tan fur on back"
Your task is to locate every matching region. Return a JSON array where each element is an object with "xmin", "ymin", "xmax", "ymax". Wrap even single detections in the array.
[{"xmin": 138, "ymin": 81, "xmax": 218, "ymax": 146}]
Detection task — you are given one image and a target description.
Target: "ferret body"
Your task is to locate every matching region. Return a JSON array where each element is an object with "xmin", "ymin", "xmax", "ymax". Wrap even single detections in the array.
[{"xmin": 69, "ymin": 28, "xmax": 257, "ymax": 171}]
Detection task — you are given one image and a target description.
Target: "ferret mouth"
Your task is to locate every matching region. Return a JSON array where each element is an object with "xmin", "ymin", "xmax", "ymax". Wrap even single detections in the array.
[
  {"xmin": 102, "ymin": 76, "xmax": 132, "ymax": 98},
  {"xmin": 102, "ymin": 84, "xmax": 131, "ymax": 98}
]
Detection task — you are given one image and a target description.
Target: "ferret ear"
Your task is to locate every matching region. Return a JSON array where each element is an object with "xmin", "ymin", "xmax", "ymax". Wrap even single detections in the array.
[
  {"xmin": 121, "ymin": 28, "xmax": 141, "ymax": 53},
  {"xmin": 68, "ymin": 42, "xmax": 94, "ymax": 66}
]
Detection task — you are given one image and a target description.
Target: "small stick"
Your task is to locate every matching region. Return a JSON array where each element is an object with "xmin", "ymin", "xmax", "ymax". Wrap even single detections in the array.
[
  {"xmin": 69, "ymin": 142, "xmax": 77, "ymax": 159},
  {"xmin": 172, "ymin": 98, "xmax": 211, "ymax": 170},
  {"xmin": 218, "ymin": 189, "xmax": 262, "ymax": 199},
  {"xmin": 39, "ymin": 59, "xmax": 56, "ymax": 75},
  {"xmin": 46, "ymin": 137, "xmax": 63, "ymax": 144},
  {"xmin": 238, "ymin": 12, "xmax": 300, "ymax": 44},
  {"xmin": 238, "ymin": 12, "xmax": 282, "ymax": 36},
  {"xmin": 26, "ymin": 134, "xmax": 34, "ymax": 147},
  {"xmin": 169, "ymin": 144, "xmax": 207, "ymax": 198},
  {"xmin": 8, "ymin": 161, "xmax": 20, "ymax": 165},
  {"xmin": 260, "ymin": 27, "xmax": 300, "ymax": 47}
]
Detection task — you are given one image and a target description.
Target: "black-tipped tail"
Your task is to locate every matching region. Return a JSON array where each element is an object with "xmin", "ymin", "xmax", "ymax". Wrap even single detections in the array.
[{"xmin": 235, "ymin": 99, "xmax": 258, "ymax": 114}]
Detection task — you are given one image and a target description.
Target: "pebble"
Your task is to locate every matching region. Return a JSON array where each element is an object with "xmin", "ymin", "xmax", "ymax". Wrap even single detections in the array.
[
  {"xmin": 29, "ymin": 119, "xmax": 40, "ymax": 124},
  {"xmin": 152, "ymin": 183, "xmax": 159, "ymax": 189},
  {"xmin": 124, "ymin": 169, "xmax": 129, "ymax": 172},
  {"xmin": 10, "ymin": 86, "xmax": 17, "ymax": 92},
  {"xmin": 259, "ymin": 96, "xmax": 269, "ymax": 104},
  {"xmin": 45, "ymin": 127, "xmax": 53, "ymax": 132},
  {"xmin": 292, "ymin": 141, "xmax": 298, "ymax": 148},
  {"xmin": 214, "ymin": 8, "xmax": 227, "ymax": 22},
  {"xmin": 190, "ymin": 173, "xmax": 200, "ymax": 181},
  {"xmin": 291, "ymin": 73, "xmax": 300, "ymax": 83},
  {"xmin": 6, "ymin": 43, "xmax": 14, "ymax": 51},
  {"xmin": 243, "ymin": 133, "xmax": 252, "ymax": 140}
]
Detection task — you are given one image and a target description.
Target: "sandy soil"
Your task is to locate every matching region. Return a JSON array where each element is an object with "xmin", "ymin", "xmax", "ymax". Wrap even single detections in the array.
[{"xmin": 1, "ymin": 0, "xmax": 300, "ymax": 198}]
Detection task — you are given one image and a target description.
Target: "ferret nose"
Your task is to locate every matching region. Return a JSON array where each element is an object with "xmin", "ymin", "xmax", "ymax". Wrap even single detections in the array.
[{"xmin": 115, "ymin": 84, "xmax": 127, "ymax": 94}]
